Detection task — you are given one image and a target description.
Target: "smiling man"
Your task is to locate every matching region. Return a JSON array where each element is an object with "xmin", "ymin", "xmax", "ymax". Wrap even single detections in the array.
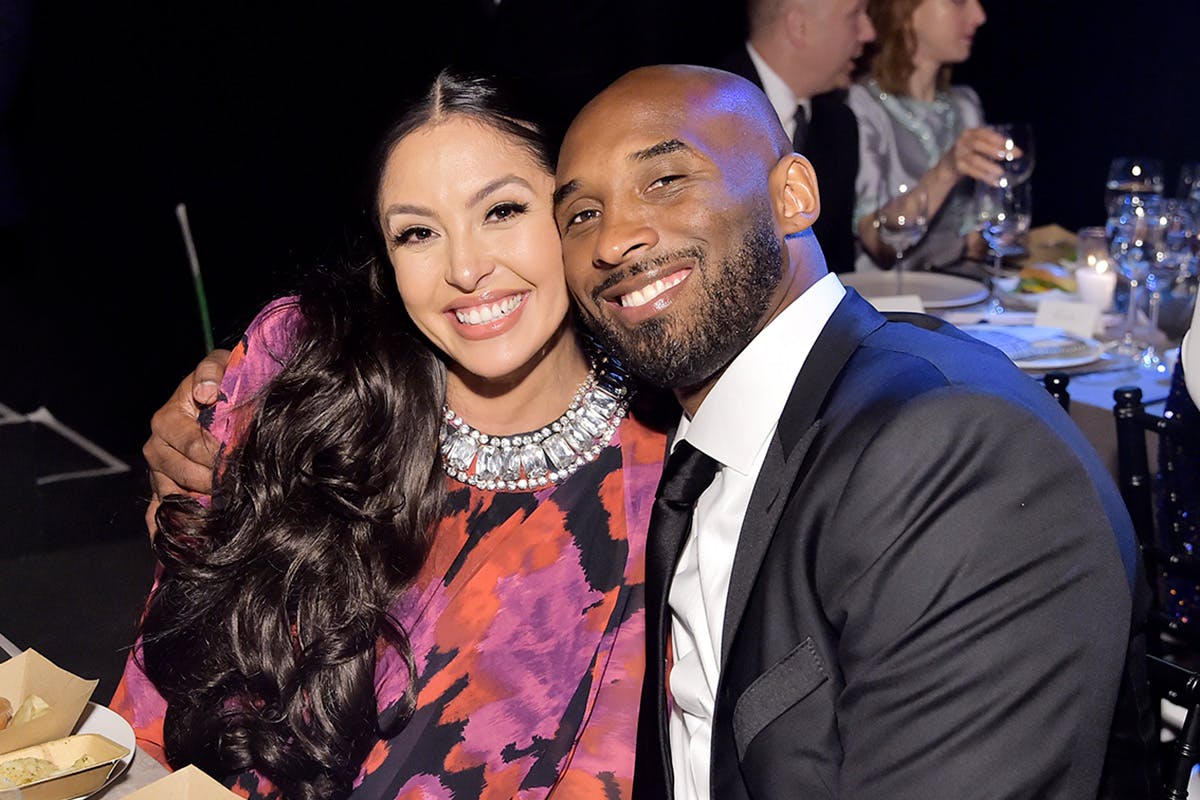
[{"xmin": 554, "ymin": 64, "xmax": 1150, "ymax": 800}]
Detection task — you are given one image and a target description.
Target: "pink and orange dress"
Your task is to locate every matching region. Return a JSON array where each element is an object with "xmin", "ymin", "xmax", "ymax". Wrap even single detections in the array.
[{"xmin": 111, "ymin": 298, "xmax": 666, "ymax": 799}]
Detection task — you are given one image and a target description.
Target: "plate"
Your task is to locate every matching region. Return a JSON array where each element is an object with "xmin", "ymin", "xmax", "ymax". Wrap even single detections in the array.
[
  {"xmin": 68, "ymin": 703, "xmax": 134, "ymax": 799},
  {"xmin": 992, "ymin": 276, "xmax": 1076, "ymax": 310},
  {"xmin": 959, "ymin": 324, "xmax": 1104, "ymax": 370},
  {"xmin": 842, "ymin": 271, "xmax": 990, "ymax": 309}
]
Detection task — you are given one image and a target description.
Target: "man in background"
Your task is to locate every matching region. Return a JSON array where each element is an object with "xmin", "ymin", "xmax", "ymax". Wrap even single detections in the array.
[{"xmin": 716, "ymin": 0, "xmax": 874, "ymax": 273}]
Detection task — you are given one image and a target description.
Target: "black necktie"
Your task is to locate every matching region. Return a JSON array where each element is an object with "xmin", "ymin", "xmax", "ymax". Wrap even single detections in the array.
[
  {"xmin": 633, "ymin": 440, "xmax": 720, "ymax": 798},
  {"xmin": 792, "ymin": 103, "xmax": 810, "ymax": 154}
]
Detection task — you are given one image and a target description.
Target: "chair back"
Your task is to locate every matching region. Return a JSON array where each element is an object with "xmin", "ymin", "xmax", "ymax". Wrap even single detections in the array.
[{"xmin": 1114, "ymin": 367, "xmax": 1200, "ymax": 798}]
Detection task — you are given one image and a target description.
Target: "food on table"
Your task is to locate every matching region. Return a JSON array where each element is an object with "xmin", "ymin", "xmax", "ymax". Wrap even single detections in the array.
[
  {"xmin": 0, "ymin": 755, "xmax": 60, "ymax": 785},
  {"xmin": 1016, "ymin": 263, "xmax": 1077, "ymax": 294}
]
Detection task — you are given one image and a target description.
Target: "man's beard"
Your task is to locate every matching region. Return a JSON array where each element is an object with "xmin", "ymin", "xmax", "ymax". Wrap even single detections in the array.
[{"xmin": 581, "ymin": 204, "xmax": 783, "ymax": 392}]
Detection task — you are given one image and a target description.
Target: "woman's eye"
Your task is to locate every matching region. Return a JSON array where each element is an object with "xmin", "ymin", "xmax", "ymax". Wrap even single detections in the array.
[
  {"xmin": 485, "ymin": 201, "xmax": 529, "ymax": 223},
  {"xmin": 393, "ymin": 226, "xmax": 435, "ymax": 246}
]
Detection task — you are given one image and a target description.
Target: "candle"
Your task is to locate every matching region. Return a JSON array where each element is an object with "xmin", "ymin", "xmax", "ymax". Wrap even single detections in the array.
[{"xmin": 1076, "ymin": 259, "xmax": 1117, "ymax": 310}]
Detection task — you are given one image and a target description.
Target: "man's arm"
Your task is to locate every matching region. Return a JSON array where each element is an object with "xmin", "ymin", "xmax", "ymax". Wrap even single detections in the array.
[
  {"xmin": 143, "ymin": 349, "xmax": 230, "ymax": 537},
  {"xmin": 825, "ymin": 389, "xmax": 1133, "ymax": 797}
]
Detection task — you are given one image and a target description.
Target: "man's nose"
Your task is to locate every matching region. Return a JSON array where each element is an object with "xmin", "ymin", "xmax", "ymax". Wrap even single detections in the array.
[{"xmin": 592, "ymin": 203, "xmax": 659, "ymax": 269}]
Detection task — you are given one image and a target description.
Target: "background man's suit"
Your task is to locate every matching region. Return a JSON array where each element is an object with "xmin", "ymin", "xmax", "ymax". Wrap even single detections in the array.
[
  {"xmin": 717, "ymin": 46, "xmax": 860, "ymax": 274},
  {"xmin": 636, "ymin": 291, "xmax": 1150, "ymax": 799}
]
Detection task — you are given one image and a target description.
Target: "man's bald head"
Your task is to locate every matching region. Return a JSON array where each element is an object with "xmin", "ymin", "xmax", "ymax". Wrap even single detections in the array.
[{"xmin": 554, "ymin": 64, "xmax": 826, "ymax": 408}]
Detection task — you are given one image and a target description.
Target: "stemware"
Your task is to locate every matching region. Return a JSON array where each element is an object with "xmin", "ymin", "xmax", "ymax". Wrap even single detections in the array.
[
  {"xmin": 1106, "ymin": 156, "xmax": 1165, "ymax": 217},
  {"xmin": 1107, "ymin": 192, "xmax": 1168, "ymax": 361},
  {"xmin": 1139, "ymin": 198, "xmax": 1200, "ymax": 364},
  {"xmin": 992, "ymin": 122, "xmax": 1035, "ymax": 186},
  {"xmin": 974, "ymin": 179, "xmax": 1032, "ymax": 313},
  {"xmin": 875, "ymin": 180, "xmax": 929, "ymax": 295}
]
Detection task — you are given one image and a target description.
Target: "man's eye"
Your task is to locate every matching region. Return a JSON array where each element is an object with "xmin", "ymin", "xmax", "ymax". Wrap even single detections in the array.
[
  {"xmin": 566, "ymin": 208, "xmax": 600, "ymax": 230},
  {"xmin": 650, "ymin": 175, "xmax": 685, "ymax": 190}
]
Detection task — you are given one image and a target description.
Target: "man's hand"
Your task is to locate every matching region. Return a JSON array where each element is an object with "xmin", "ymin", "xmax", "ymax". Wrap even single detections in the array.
[{"xmin": 143, "ymin": 349, "xmax": 231, "ymax": 538}]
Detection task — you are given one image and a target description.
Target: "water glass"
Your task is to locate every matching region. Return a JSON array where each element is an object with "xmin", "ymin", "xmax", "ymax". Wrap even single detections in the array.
[
  {"xmin": 875, "ymin": 180, "xmax": 929, "ymax": 294},
  {"xmin": 975, "ymin": 179, "xmax": 1033, "ymax": 312},
  {"xmin": 992, "ymin": 122, "xmax": 1035, "ymax": 186},
  {"xmin": 1106, "ymin": 156, "xmax": 1165, "ymax": 217},
  {"xmin": 1107, "ymin": 192, "xmax": 1167, "ymax": 359}
]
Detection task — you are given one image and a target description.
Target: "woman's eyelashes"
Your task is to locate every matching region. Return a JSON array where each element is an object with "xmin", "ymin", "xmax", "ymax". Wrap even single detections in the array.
[
  {"xmin": 485, "ymin": 201, "xmax": 530, "ymax": 223},
  {"xmin": 391, "ymin": 201, "xmax": 532, "ymax": 248}
]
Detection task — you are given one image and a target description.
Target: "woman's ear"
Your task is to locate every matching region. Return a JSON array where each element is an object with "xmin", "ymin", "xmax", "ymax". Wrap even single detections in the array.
[{"xmin": 770, "ymin": 153, "xmax": 821, "ymax": 235}]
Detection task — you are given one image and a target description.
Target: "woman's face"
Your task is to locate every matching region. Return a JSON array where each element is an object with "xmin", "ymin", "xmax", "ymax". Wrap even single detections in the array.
[
  {"xmin": 377, "ymin": 116, "xmax": 569, "ymax": 385},
  {"xmin": 910, "ymin": 0, "xmax": 986, "ymax": 67}
]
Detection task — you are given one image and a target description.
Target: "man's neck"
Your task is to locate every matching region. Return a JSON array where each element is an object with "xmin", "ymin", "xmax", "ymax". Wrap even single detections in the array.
[{"xmin": 747, "ymin": 36, "xmax": 822, "ymax": 101}]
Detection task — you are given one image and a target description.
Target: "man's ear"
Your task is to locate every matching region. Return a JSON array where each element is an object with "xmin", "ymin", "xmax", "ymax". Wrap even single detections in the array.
[{"xmin": 770, "ymin": 153, "xmax": 820, "ymax": 235}]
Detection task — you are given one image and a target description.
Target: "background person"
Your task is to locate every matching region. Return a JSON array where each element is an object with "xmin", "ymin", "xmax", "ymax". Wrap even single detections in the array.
[
  {"xmin": 715, "ymin": 0, "xmax": 875, "ymax": 273},
  {"xmin": 850, "ymin": 0, "xmax": 1002, "ymax": 272}
]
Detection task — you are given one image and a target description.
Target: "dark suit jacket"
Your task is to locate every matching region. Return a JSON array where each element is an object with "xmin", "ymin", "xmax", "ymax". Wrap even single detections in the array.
[
  {"xmin": 716, "ymin": 46, "xmax": 860, "ymax": 274},
  {"xmin": 636, "ymin": 291, "xmax": 1150, "ymax": 799}
]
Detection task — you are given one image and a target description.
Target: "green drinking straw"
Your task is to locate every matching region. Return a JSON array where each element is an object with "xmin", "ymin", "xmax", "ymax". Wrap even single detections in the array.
[{"xmin": 174, "ymin": 203, "xmax": 215, "ymax": 353}]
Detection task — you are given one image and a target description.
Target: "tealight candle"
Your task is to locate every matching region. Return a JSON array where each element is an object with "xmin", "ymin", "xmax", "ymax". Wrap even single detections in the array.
[{"xmin": 1076, "ymin": 259, "xmax": 1118, "ymax": 310}]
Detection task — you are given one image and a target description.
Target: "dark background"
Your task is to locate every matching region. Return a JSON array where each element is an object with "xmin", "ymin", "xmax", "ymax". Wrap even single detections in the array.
[{"xmin": 1, "ymin": 1, "xmax": 1199, "ymax": 697}]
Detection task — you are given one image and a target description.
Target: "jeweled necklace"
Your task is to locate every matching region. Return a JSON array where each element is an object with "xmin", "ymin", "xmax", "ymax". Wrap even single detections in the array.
[{"xmin": 439, "ymin": 363, "xmax": 631, "ymax": 491}]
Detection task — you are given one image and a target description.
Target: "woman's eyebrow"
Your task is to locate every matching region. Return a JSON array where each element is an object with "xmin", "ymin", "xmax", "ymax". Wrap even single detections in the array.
[{"xmin": 469, "ymin": 174, "xmax": 533, "ymax": 207}]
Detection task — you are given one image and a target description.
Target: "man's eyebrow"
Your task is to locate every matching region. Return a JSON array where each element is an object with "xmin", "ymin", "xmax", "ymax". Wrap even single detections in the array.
[
  {"xmin": 553, "ymin": 179, "xmax": 581, "ymax": 209},
  {"xmin": 631, "ymin": 139, "xmax": 694, "ymax": 161}
]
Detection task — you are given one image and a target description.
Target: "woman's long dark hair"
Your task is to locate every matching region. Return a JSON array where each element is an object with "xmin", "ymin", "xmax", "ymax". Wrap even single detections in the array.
[{"xmin": 138, "ymin": 69, "xmax": 554, "ymax": 800}]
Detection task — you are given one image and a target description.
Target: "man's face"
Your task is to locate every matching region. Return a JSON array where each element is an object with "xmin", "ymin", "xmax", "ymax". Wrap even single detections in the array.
[
  {"xmin": 799, "ymin": 0, "xmax": 876, "ymax": 93},
  {"xmin": 554, "ymin": 75, "xmax": 787, "ymax": 393}
]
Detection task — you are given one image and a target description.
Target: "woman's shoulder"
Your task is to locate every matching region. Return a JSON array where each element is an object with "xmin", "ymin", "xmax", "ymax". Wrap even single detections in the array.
[
  {"xmin": 846, "ymin": 81, "xmax": 883, "ymax": 112},
  {"xmin": 946, "ymin": 84, "xmax": 984, "ymax": 116}
]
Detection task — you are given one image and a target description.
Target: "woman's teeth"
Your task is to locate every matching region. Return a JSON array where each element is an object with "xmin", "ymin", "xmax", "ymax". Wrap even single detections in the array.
[
  {"xmin": 620, "ymin": 271, "xmax": 688, "ymax": 308},
  {"xmin": 454, "ymin": 293, "xmax": 525, "ymax": 325}
]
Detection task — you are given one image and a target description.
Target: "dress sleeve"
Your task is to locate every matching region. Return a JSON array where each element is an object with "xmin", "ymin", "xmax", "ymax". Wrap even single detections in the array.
[
  {"xmin": 847, "ymin": 84, "xmax": 888, "ymax": 235},
  {"xmin": 108, "ymin": 296, "xmax": 306, "ymax": 770}
]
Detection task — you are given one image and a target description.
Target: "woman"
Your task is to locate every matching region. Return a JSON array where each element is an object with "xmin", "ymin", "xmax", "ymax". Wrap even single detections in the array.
[
  {"xmin": 849, "ymin": 0, "xmax": 1005, "ymax": 272},
  {"xmin": 111, "ymin": 70, "xmax": 668, "ymax": 800}
]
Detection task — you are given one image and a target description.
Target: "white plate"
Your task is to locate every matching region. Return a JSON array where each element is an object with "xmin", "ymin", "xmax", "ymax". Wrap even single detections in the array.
[
  {"xmin": 69, "ymin": 702, "xmax": 135, "ymax": 799},
  {"xmin": 842, "ymin": 271, "xmax": 990, "ymax": 309},
  {"xmin": 959, "ymin": 324, "xmax": 1104, "ymax": 370}
]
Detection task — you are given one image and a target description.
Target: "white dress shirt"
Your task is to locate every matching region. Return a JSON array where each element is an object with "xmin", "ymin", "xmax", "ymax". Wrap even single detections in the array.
[
  {"xmin": 746, "ymin": 43, "xmax": 811, "ymax": 144},
  {"xmin": 667, "ymin": 274, "xmax": 845, "ymax": 800}
]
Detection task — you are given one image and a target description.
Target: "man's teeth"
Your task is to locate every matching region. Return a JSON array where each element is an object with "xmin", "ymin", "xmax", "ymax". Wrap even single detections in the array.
[
  {"xmin": 620, "ymin": 272, "xmax": 688, "ymax": 308},
  {"xmin": 455, "ymin": 294, "xmax": 524, "ymax": 325}
]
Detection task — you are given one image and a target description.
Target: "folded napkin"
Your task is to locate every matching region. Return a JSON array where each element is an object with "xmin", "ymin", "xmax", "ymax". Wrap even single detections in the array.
[{"xmin": 961, "ymin": 325, "xmax": 1095, "ymax": 363}]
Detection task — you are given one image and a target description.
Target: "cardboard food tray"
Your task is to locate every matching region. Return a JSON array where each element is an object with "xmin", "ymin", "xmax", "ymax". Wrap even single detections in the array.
[
  {"xmin": 0, "ymin": 650, "xmax": 98, "ymax": 754},
  {"xmin": 0, "ymin": 733, "xmax": 128, "ymax": 800},
  {"xmin": 122, "ymin": 764, "xmax": 241, "ymax": 799}
]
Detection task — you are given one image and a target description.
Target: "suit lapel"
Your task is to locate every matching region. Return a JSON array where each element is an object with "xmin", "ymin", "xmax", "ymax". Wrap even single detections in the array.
[{"xmin": 719, "ymin": 291, "xmax": 887, "ymax": 666}]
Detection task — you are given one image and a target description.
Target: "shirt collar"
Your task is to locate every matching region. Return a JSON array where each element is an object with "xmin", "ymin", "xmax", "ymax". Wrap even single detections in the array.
[
  {"xmin": 675, "ymin": 273, "xmax": 845, "ymax": 474},
  {"xmin": 746, "ymin": 42, "xmax": 811, "ymax": 139}
]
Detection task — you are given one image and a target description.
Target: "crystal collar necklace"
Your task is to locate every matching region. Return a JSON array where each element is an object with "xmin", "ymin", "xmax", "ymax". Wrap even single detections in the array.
[{"xmin": 439, "ymin": 361, "xmax": 631, "ymax": 492}]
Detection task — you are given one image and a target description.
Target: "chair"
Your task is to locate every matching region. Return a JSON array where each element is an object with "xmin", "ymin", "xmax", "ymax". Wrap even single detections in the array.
[{"xmin": 1114, "ymin": 374, "xmax": 1200, "ymax": 798}]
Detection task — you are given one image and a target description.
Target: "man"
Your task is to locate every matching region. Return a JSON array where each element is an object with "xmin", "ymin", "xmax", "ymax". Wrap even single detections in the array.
[
  {"xmin": 147, "ymin": 66, "xmax": 1150, "ymax": 798},
  {"xmin": 552, "ymin": 65, "xmax": 1148, "ymax": 798},
  {"xmin": 715, "ymin": 0, "xmax": 875, "ymax": 273}
]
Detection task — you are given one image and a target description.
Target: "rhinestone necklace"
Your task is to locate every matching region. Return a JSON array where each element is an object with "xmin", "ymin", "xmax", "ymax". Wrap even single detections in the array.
[{"xmin": 439, "ymin": 366, "xmax": 630, "ymax": 491}]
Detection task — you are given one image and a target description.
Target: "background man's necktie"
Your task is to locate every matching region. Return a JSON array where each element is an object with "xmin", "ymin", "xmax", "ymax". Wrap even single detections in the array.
[
  {"xmin": 633, "ymin": 440, "xmax": 720, "ymax": 796},
  {"xmin": 792, "ymin": 103, "xmax": 810, "ymax": 153}
]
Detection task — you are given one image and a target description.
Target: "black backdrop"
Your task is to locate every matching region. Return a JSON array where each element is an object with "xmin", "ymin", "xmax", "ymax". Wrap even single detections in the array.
[{"xmin": 3, "ymin": 0, "xmax": 1200, "ymax": 482}]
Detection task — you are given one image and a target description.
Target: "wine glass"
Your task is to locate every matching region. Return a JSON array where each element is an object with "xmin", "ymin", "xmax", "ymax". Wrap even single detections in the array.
[
  {"xmin": 1106, "ymin": 156, "xmax": 1164, "ymax": 217},
  {"xmin": 1107, "ymin": 192, "xmax": 1168, "ymax": 360},
  {"xmin": 974, "ymin": 179, "xmax": 1032, "ymax": 313},
  {"xmin": 993, "ymin": 122, "xmax": 1035, "ymax": 186},
  {"xmin": 1139, "ymin": 198, "xmax": 1200, "ymax": 368},
  {"xmin": 875, "ymin": 181, "xmax": 929, "ymax": 295}
]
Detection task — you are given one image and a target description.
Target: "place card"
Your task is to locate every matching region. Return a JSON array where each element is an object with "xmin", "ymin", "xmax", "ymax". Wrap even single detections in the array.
[{"xmin": 1034, "ymin": 298, "xmax": 1102, "ymax": 339}]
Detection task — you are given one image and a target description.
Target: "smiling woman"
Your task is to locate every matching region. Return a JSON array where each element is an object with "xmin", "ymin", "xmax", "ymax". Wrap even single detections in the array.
[{"xmin": 111, "ymin": 70, "xmax": 668, "ymax": 800}]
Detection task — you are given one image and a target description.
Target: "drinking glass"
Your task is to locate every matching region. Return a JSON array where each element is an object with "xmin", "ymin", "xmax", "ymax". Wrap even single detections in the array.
[
  {"xmin": 1138, "ymin": 198, "xmax": 1200, "ymax": 367},
  {"xmin": 1106, "ymin": 156, "xmax": 1165, "ymax": 217},
  {"xmin": 1176, "ymin": 161, "xmax": 1200, "ymax": 215},
  {"xmin": 974, "ymin": 179, "xmax": 1033, "ymax": 313},
  {"xmin": 875, "ymin": 181, "xmax": 929, "ymax": 295},
  {"xmin": 1107, "ymin": 193, "xmax": 1168, "ymax": 360},
  {"xmin": 993, "ymin": 122, "xmax": 1035, "ymax": 186}
]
